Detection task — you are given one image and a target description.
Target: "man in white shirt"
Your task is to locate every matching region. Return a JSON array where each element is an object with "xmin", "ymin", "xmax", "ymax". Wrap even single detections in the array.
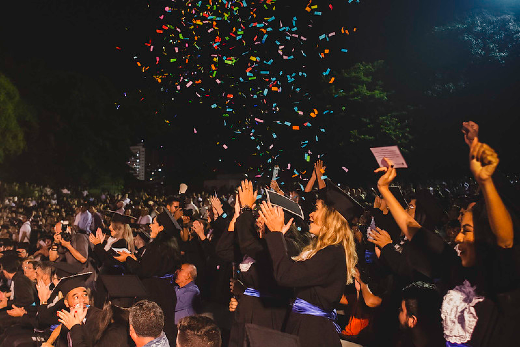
[
  {"xmin": 18, "ymin": 215, "xmax": 31, "ymax": 243},
  {"xmin": 137, "ymin": 208, "xmax": 152, "ymax": 225}
]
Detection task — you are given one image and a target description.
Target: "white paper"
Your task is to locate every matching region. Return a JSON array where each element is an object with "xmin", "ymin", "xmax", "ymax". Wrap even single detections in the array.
[{"xmin": 370, "ymin": 146, "xmax": 408, "ymax": 168}]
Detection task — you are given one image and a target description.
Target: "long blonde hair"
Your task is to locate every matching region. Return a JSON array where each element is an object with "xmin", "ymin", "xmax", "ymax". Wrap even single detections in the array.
[
  {"xmin": 293, "ymin": 205, "xmax": 358, "ymax": 284},
  {"xmin": 111, "ymin": 222, "xmax": 135, "ymax": 254}
]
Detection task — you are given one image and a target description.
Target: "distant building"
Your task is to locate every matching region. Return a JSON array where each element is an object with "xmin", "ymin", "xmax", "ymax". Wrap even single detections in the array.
[{"xmin": 129, "ymin": 144, "xmax": 146, "ymax": 180}]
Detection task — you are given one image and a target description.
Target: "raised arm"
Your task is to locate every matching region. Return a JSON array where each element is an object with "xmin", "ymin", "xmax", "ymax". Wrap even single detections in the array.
[
  {"xmin": 470, "ymin": 140, "xmax": 513, "ymax": 248},
  {"xmin": 375, "ymin": 158, "xmax": 421, "ymax": 240}
]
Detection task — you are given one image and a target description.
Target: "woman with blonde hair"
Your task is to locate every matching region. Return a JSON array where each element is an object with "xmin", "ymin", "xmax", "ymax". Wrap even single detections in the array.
[
  {"xmin": 89, "ymin": 213, "xmax": 135, "ymax": 274},
  {"xmin": 260, "ymin": 179, "xmax": 360, "ymax": 347}
]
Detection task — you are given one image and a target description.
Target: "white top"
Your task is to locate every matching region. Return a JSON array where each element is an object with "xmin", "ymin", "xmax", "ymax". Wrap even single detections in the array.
[
  {"xmin": 19, "ymin": 221, "xmax": 31, "ymax": 243},
  {"xmin": 441, "ymin": 280, "xmax": 484, "ymax": 344},
  {"xmin": 138, "ymin": 215, "xmax": 152, "ymax": 225}
]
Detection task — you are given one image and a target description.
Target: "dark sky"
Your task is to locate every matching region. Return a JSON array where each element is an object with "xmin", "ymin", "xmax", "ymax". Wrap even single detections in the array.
[{"xmin": 1, "ymin": 0, "xmax": 519, "ymax": 184}]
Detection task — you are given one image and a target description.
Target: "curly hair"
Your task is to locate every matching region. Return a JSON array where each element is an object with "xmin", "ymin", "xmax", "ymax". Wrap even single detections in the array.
[{"xmin": 293, "ymin": 205, "xmax": 358, "ymax": 284}]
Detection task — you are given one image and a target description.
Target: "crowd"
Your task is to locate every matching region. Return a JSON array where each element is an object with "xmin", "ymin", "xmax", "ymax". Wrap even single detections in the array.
[{"xmin": 0, "ymin": 121, "xmax": 519, "ymax": 347}]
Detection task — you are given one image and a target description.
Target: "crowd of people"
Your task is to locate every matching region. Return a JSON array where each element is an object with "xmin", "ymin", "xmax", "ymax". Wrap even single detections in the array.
[{"xmin": 0, "ymin": 121, "xmax": 518, "ymax": 347}]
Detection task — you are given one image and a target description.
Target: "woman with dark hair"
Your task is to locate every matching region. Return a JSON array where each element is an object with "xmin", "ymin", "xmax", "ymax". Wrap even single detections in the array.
[
  {"xmin": 114, "ymin": 216, "xmax": 181, "ymax": 346},
  {"xmin": 371, "ymin": 134, "xmax": 519, "ymax": 346}
]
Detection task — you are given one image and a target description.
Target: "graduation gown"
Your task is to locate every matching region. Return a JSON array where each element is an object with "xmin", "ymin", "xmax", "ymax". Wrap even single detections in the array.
[
  {"xmin": 226, "ymin": 210, "xmax": 292, "ymax": 347},
  {"xmin": 124, "ymin": 235, "xmax": 180, "ymax": 345},
  {"xmin": 265, "ymin": 232, "xmax": 347, "ymax": 347}
]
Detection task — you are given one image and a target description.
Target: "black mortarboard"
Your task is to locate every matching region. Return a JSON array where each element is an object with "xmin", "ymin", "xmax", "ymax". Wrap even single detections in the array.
[
  {"xmin": 133, "ymin": 229, "xmax": 151, "ymax": 243},
  {"xmin": 318, "ymin": 179, "xmax": 364, "ymax": 221},
  {"xmin": 266, "ymin": 190, "xmax": 304, "ymax": 220},
  {"xmin": 100, "ymin": 275, "xmax": 148, "ymax": 299},
  {"xmin": 54, "ymin": 272, "xmax": 92, "ymax": 298},
  {"xmin": 106, "ymin": 211, "xmax": 137, "ymax": 225},
  {"xmin": 52, "ymin": 262, "xmax": 84, "ymax": 278},
  {"xmin": 245, "ymin": 324, "xmax": 300, "ymax": 347}
]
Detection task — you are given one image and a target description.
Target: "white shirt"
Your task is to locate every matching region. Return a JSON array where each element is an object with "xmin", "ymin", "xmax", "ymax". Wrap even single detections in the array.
[
  {"xmin": 137, "ymin": 215, "xmax": 152, "ymax": 225},
  {"xmin": 19, "ymin": 221, "xmax": 31, "ymax": 243}
]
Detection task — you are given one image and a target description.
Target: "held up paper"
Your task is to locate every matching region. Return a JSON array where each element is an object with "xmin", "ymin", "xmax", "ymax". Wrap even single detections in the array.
[{"xmin": 370, "ymin": 146, "xmax": 408, "ymax": 168}]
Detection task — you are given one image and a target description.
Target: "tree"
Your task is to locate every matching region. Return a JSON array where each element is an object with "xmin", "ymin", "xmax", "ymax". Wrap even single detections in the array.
[
  {"xmin": 0, "ymin": 73, "xmax": 30, "ymax": 162},
  {"xmin": 325, "ymin": 61, "xmax": 413, "ymax": 148}
]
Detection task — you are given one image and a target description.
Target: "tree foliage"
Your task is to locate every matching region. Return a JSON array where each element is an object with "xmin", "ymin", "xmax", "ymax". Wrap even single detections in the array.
[
  {"xmin": 0, "ymin": 73, "xmax": 29, "ymax": 162},
  {"xmin": 323, "ymin": 61, "xmax": 413, "ymax": 150}
]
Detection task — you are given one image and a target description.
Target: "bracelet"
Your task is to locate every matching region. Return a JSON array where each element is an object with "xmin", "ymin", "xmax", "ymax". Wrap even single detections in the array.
[{"xmin": 240, "ymin": 206, "xmax": 252, "ymax": 214}]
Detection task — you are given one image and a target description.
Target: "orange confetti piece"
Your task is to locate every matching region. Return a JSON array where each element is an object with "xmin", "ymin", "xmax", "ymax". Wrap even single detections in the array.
[
  {"xmin": 329, "ymin": 77, "xmax": 335, "ymax": 83},
  {"xmin": 156, "ymin": 29, "xmax": 163, "ymax": 33},
  {"xmin": 310, "ymin": 113, "xmax": 316, "ymax": 118},
  {"xmin": 292, "ymin": 126, "xmax": 300, "ymax": 130},
  {"xmin": 324, "ymin": 49, "xmax": 329, "ymax": 54},
  {"xmin": 271, "ymin": 87, "xmax": 279, "ymax": 91}
]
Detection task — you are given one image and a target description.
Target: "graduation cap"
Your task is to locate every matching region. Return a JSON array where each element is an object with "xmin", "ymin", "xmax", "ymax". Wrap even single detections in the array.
[
  {"xmin": 106, "ymin": 211, "xmax": 138, "ymax": 225},
  {"xmin": 54, "ymin": 272, "xmax": 92, "ymax": 298},
  {"xmin": 266, "ymin": 190, "xmax": 304, "ymax": 220},
  {"xmin": 318, "ymin": 179, "xmax": 364, "ymax": 221},
  {"xmin": 245, "ymin": 324, "xmax": 300, "ymax": 347},
  {"xmin": 100, "ymin": 275, "xmax": 148, "ymax": 299},
  {"xmin": 133, "ymin": 228, "xmax": 151, "ymax": 243}
]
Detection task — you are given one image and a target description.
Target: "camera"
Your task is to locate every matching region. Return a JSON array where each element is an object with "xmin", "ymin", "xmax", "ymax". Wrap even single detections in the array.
[{"xmin": 61, "ymin": 231, "xmax": 72, "ymax": 242}]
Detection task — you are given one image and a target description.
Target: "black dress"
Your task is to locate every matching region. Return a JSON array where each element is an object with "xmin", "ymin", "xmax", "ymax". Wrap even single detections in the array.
[{"xmin": 265, "ymin": 232, "xmax": 347, "ymax": 347}]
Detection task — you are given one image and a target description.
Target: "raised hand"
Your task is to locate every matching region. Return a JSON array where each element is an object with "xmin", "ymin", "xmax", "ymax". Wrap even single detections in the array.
[
  {"xmin": 192, "ymin": 220, "xmax": 206, "ymax": 240},
  {"xmin": 259, "ymin": 201, "xmax": 293, "ymax": 234},
  {"xmin": 462, "ymin": 121, "xmax": 479, "ymax": 146},
  {"xmin": 210, "ymin": 196, "xmax": 224, "ymax": 217},
  {"xmin": 374, "ymin": 158, "xmax": 396, "ymax": 189},
  {"xmin": 36, "ymin": 279, "xmax": 52, "ymax": 304},
  {"xmin": 238, "ymin": 180, "xmax": 257, "ymax": 208},
  {"xmin": 314, "ymin": 160, "xmax": 326, "ymax": 177},
  {"xmin": 367, "ymin": 227, "xmax": 393, "ymax": 249},
  {"xmin": 469, "ymin": 140, "xmax": 499, "ymax": 184}
]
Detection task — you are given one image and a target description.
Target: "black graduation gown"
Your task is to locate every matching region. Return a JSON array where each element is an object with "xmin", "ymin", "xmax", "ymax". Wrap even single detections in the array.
[
  {"xmin": 227, "ymin": 211, "xmax": 291, "ymax": 347},
  {"xmin": 265, "ymin": 232, "xmax": 347, "ymax": 347},
  {"xmin": 55, "ymin": 307, "xmax": 130, "ymax": 347},
  {"xmin": 124, "ymin": 236, "xmax": 180, "ymax": 346}
]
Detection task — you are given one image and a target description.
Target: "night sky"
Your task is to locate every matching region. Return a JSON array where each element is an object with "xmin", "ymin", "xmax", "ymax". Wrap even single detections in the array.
[{"xmin": 1, "ymin": 0, "xmax": 519, "ymax": 187}]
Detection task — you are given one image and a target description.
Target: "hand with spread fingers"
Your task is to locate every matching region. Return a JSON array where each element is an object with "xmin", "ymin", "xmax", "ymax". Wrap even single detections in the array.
[
  {"xmin": 469, "ymin": 140, "xmax": 499, "ymax": 185},
  {"xmin": 374, "ymin": 158, "xmax": 396, "ymax": 189},
  {"xmin": 314, "ymin": 160, "xmax": 326, "ymax": 178},
  {"xmin": 238, "ymin": 180, "xmax": 257, "ymax": 208},
  {"xmin": 210, "ymin": 196, "xmax": 224, "ymax": 217},
  {"xmin": 58, "ymin": 305, "xmax": 88, "ymax": 330},
  {"xmin": 37, "ymin": 279, "xmax": 52, "ymax": 304},
  {"xmin": 259, "ymin": 201, "xmax": 293, "ymax": 234},
  {"xmin": 367, "ymin": 227, "xmax": 393, "ymax": 249},
  {"xmin": 113, "ymin": 250, "xmax": 137, "ymax": 262}
]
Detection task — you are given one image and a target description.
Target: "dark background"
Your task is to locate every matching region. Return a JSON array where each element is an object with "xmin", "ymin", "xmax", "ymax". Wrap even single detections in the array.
[{"xmin": 1, "ymin": 0, "xmax": 519, "ymax": 190}]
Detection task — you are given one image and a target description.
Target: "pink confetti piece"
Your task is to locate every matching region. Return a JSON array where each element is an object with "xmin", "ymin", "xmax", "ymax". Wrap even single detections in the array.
[
  {"xmin": 342, "ymin": 167, "xmax": 349, "ymax": 173},
  {"xmin": 254, "ymin": 118, "xmax": 264, "ymax": 123},
  {"xmin": 223, "ymin": 144, "xmax": 228, "ymax": 149},
  {"xmin": 193, "ymin": 128, "xmax": 197, "ymax": 134}
]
